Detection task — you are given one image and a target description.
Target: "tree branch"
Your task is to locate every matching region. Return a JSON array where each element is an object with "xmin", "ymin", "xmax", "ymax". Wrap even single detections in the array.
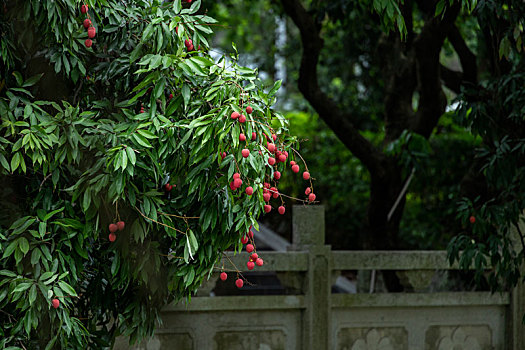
[
  {"xmin": 447, "ymin": 24, "xmax": 477, "ymax": 84},
  {"xmin": 440, "ymin": 64, "xmax": 463, "ymax": 94},
  {"xmin": 413, "ymin": 1, "xmax": 461, "ymax": 137},
  {"xmin": 280, "ymin": 0, "xmax": 386, "ymax": 177}
]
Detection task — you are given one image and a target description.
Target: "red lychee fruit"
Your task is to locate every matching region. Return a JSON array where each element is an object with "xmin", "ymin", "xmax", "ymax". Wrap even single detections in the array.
[
  {"xmin": 221, "ymin": 152, "xmax": 227, "ymax": 160},
  {"xmin": 264, "ymin": 204, "xmax": 272, "ymax": 213},
  {"xmin": 52, "ymin": 298, "xmax": 60, "ymax": 309},
  {"xmin": 235, "ymin": 278, "xmax": 244, "ymax": 288},
  {"xmin": 109, "ymin": 233, "xmax": 116, "ymax": 242},
  {"xmin": 187, "ymin": 44, "xmax": 194, "ymax": 51},
  {"xmin": 305, "ymin": 187, "xmax": 311, "ymax": 195},
  {"xmin": 229, "ymin": 181, "xmax": 236, "ymax": 191},
  {"xmin": 233, "ymin": 173, "xmax": 240, "ymax": 179},
  {"xmin": 308, "ymin": 193, "xmax": 316, "ymax": 202},
  {"xmin": 84, "ymin": 39, "xmax": 93, "ymax": 48},
  {"xmin": 290, "ymin": 160, "xmax": 296, "ymax": 166},
  {"xmin": 272, "ymin": 134, "xmax": 277, "ymax": 141},
  {"xmin": 247, "ymin": 261, "xmax": 255, "ymax": 270},
  {"xmin": 245, "ymin": 186, "xmax": 253, "ymax": 196},
  {"xmin": 83, "ymin": 19, "xmax": 91, "ymax": 29},
  {"xmin": 81, "ymin": 4, "xmax": 88, "ymax": 14},
  {"xmin": 264, "ymin": 182, "xmax": 270, "ymax": 189},
  {"xmin": 246, "ymin": 106, "xmax": 253, "ymax": 114},
  {"xmin": 248, "ymin": 230, "xmax": 254, "ymax": 238},
  {"xmin": 292, "ymin": 164, "xmax": 300, "ymax": 173},
  {"xmin": 239, "ymin": 114, "xmax": 246, "ymax": 123},
  {"xmin": 87, "ymin": 26, "xmax": 96, "ymax": 38},
  {"xmin": 469, "ymin": 216, "xmax": 476, "ymax": 224},
  {"xmin": 246, "ymin": 244, "xmax": 254, "ymax": 253},
  {"xmin": 278, "ymin": 206, "xmax": 285, "ymax": 215},
  {"xmin": 242, "ymin": 149, "xmax": 250, "ymax": 158},
  {"xmin": 279, "ymin": 154, "xmax": 287, "ymax": 163},
  {"xmin": 267, "ymin": 143, "xmax": 276, "ymax": 153},
  {"xmin": 250, "ymin": 253, "xmax": 258, "ymax": 261},
  {"xmin": 303, "ymin": 171, "xmax": 310, "ymax": 180},
  {"xmin": 274, "ymin": 171, "xmax": 281, "ymax": 180},
  {"xmin": 251, "ymin": 132, "xmax": 257, "ymax": 141},
  {"xmin": 241, "ymin": 235, "xmax": 249, "ymax": 244},
  {"xmin": 168, "ymin": 93, "xmax": 173, "ymax": 100},
  {"xmin": 109, "ymin": 223, "xmax": 118, "ymax": 233},
  {"xmin": 231, "ymin": 111, "xmax": 240, "ymax": 120},
  {"xmin": 233, "ymin": 178, "xmax": 242, "ymax": 188},
  {"xmin": 117, "ymin": 221, "xmax": 125, "ymax": 231},
  {"xmin": 220, "ymin": 272, "xmax": 227, "ymax": 281},
  {"xmin": 185, "ymin": 39, "xmax": 193, "ymax": 48},
  {"xmin": 239, "ymin": 133, "xmax": 246, "ymax": 142},
  {"xmin": 268, "ymin": 157, "xmax": 276, "ymax": 166},
  {"xmin": 263, "ymin": 192, "xmax": 271, "ymax": 202},
  {"xmin": 270, "ymin": 187, "xmax": 279, "ymax": 199},
  {"xmin": 256, "ymin": 258, "xmax": 263, "ymax": 266}
]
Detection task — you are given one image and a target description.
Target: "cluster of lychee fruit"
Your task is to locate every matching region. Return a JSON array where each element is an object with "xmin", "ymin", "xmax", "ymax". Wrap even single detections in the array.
[
  {"xmin": 80, "ymin": 4, "xmax": 96, "ymax": 48},
  {"xmin": 108, "ymin": 221, "xmax": 125, "ymax": 242},
  {"xmin": 219, "ymin": 227, "xmax": 264, "ymax": 289}
]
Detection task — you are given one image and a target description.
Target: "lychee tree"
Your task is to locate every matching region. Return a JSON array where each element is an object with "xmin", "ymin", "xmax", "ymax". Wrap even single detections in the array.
[{"xmin": 0, "ymin": 0, "xmax": 315, "ymax": 348}]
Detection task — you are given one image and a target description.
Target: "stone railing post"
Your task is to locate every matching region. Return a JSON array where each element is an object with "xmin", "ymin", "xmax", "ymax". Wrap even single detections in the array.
[
  {"xmin": 291, "ymin": 205, "xmax": 330, "ymax": 350},
  {"xmin": 510, "ymin": 214, "xmax": 525, "ymax": 349}
]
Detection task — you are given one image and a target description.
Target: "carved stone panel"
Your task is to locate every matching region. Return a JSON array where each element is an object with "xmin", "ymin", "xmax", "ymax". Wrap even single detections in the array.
[
  {"xmin": 425, "ymin": 325, "xmax": 492, "ymax": 350},
  {"xmin": 337, "ymin": 327, "xmax": 408, "ymax": 350},
  {"xmin": 113, "ymin": 333, "xmax": 193, "ymax": 350},
  {"xmin": 213, "ymin": 330, "xmax": 286, "ymax": 350}
]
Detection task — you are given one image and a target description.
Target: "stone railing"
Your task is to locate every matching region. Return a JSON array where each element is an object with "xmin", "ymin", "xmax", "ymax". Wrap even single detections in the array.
[{"xmin": 115, "ymin": 206, "xmax": 524, "ymax": 350}]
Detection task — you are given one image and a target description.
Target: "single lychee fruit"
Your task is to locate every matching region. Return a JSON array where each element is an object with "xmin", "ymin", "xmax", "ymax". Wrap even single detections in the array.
[
  {"xmin": 233, "ymin": 178, "xmax": 242, "ymax": 188},
  {"xmin": 278, "ymin": 206, "xmax": 285, "ymax": 215},
  {"xmin": 233, "ymin": 172, "xmax": 240, "ymax": 179},
  {"xmin": 242, "ymin": 149, "xmax": 250, "ymax": 158},
  {"xmin": 267, "ymin": 143, "xmax": 276, "ymax": 153},
  {"xmin": 303, "ymin": 171, "xmax": 310, "ymax": 180},
  {"xmin": 109, "ymin": 223, "xmax": 118, "ymax": 233},
  {"xmin": 239, "ymin": 133, "xmax": 246, "ymax": 142},
  {"xmin": 117, "ymin": 221, "xmax": 125, "ymax": 231},
  {"xmin": 264, "ymin": 182, "xmax": 270, "ymax": 189},
  {"xmin": 248, "ymin": 230, "xmax": 254, "ymax": 238},
  {"xmin": 165, "ymin": 183, "xmax": 172, "ymax": 191},
  {"xmin": 185, "ymin": 39, "xmax": 193, "ymax": 48},
  {"xmin": 469, "ymin": 216, "xmax": 476, "ymax": 224},
  {"xmin": 168, "ymin": 93, "xmax": 173, "ymax": 100},
  {"xmin": 256, "ymin": 258, "xmax": 263, "ymax": 266},
  {"xmin": 221, "ymin": 152, "xmax": 227, "ymax": 160},
  {"xmin": 279, "ymin": 154, "xmax": 286, "ymax": 163},
  {"xmin": 241, "ymin": 235, "xmax": 249, "ymax": 244},
  {"xmin": 272, "ymin": 134, "xmax": 277, "ymax": 141},
  {"xmin": 87, "ymin": 26, "xmax": 96, "ymax": 39},
  {"xmin": 263, "ymin": 192, "xmax": 271, "ymax": 202},
  {"xmin": 305, "ymin": 187, "xmax": 311, "ymax": 195},
  {"xmin": 264, "ymin": 204, "xmax": 272, "ymax": 213},
  {"xmin": 250, "ymin": 253, "xmax": 258, "ymax": 261},
  {"xmin": 292, "ymin": 164, "xmax": 300, "ymax": 173},
  {"xmin": 109, "ymin": 233, "xmax": 116, "ymax": 242},
  {"xmin": 290, "ymin": 160, "xmax": 296, "ymax": 166},
  {"xmin": 274, "ymin": 171, "xmax": 281, "ymax": 180},
  {"xmin": 83, "ymin": 19, "xmax": 91, "ymax": 29},
  {"xmin": 245, "ymin": 186, "xmax": 253, "ymax": 196},
  {"xmin": 52, "ymin": 298, "xmax": 60, "ymax": 309},
  {"xmin": 187, "ymin": 44, "xmax": 194, "ymax": 51},
  {"xmin": 239, "ymin": 114, "xmax": 246, "ymax": 123},
  {"xmin": 246, "ymin": 244, "xmax": 254, "ymax": 253},
  {"xmin": 220, "ymin": 272, "xmax": 227, "ymax": 281},
  {"xmin": 251, "ymin": 132, "xmax": 257, "ymax": 141},
  {"xmin": 270, "ymin": 187, "xmax": 279, "ymax": 199},
  {"xmin": 247, "ymin": 261, "xmax": 255, "ymax": 270},
  {"xmin": 246, "ymin": 106, "xmax": 253, "ymax": 114},
  {"xmin": 231, "ymin": 111, "xmax": 240, "ymax": 119},
  {"xmin": 81, "ymin": 4, "xmax": 88, "ymax": 14},
  {"xmin": 84, "ymin": 39, "xmax": 93, "ymax": 48},
  {"xmin": 268, "ymin": 157, "xmax": 276, "ymax": 166},
  {"xmin": 229, "ymin": 181, "xmax": 236, "ymax": 191},
  {"xmin": 308, "ymin": 193, "xmax": 316, "ymax": 202},
  {"xmin": 235, "ymin": 278, "xmax": 244, "ymax": 288}
]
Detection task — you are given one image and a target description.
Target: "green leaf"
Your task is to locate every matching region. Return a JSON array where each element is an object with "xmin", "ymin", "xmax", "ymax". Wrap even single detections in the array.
[
  {"xmin": 18, "ymin": 237, "xmax": 29, "ymax": 255},
  {"xmin": 58, "ymin": 281, "xmax": 77, "ymax": 296},
  {"xmin": 182, "ymin": 84, "xmax": 191, "ymax": 108},
  {"xmin": 132, "ymin": 133, "xmax": 153, "ymax": 148},
  {"xmin": 126, "ymin": 147, "xmax": 136, "ymax": 165},
  {"xmin": 28, "ymin": 284, "xmax": 37, "ymax": 304},
  {"xmin": 13, "ymin": 282, "xmax": 32, "ymax": 293}
]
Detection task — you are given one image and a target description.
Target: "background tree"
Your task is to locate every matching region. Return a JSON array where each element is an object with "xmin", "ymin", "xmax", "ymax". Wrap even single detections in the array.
[
  {"xmin": 0, "ymin": 0, "xmax": 310, "ymax": 347},
  {"xmin": 207, "ymin": 0, "xmax": 525, "ymax": 291}
]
